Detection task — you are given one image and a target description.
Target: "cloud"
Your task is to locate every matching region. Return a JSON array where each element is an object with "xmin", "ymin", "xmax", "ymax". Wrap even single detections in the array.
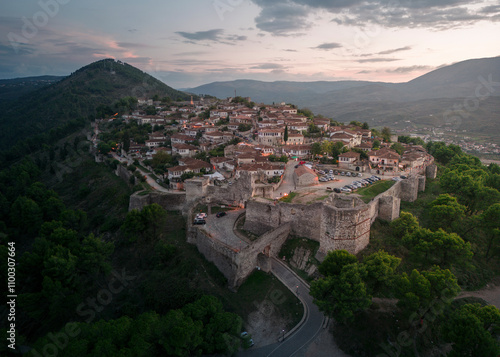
[
  {"xmin": 251, "ymin": 0, "xmax": 500, "ymax": 34},
  {"xmin": 175, "ymin": 29, "xmax": 247, "ymax": 45},
  {"xmin": 117, "ymin": 42, "xmax": 156, "ymax": 49},
  {"xmin": 252, "ymin": 1, "xmax": 312, "ymax": 36},
  {"xmin": 357, "ymin": 58, "xmax": 401, "ymax": 63},
  {"xmin": 250, "ymin": 63, "xmax": 286, "ymax": 70},
  {"xmin": 283, "ymin": 49, "xmax": 298, "ymax": 52},
  {"xmin": 176, "ymin": 29, "xmax": 224, "ymax": 41},
  {"xmin": 377, "ymin": 46, "xmax": 412, "ymax": 55},
  {"xmin": 313, "ymin": 42, "xmax": 342, "ymax": 50},
  {"xmin": 386, "ymin": 65, "xmax": 433, "ymax": 73}
]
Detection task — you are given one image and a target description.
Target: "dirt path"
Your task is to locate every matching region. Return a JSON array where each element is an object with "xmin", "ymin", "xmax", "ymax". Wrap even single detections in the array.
[{"xmin": 458, "ymin": 281, "xmax": 500, "ymax": 309}]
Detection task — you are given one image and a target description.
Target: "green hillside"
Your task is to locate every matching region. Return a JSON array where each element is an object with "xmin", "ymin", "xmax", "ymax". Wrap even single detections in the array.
[{"xmin": 0, "ymin": 59, "xmax": 192, "ymax": 159}]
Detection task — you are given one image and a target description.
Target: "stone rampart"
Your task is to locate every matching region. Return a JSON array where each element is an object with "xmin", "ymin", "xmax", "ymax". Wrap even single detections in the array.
[
  {"xmin": 242, "ymin": 176, "xmax": 423, "ymax": 255},
  {"xmin": 188, "ymin": 222, "xmax": 291, "ymax": 289},
  {"xmin": 116, "ymin": 164, "xmax": 133, "ymax": 184},
  {"xmin": 129, "ymin": 191, "xmax": 186, "ymax": 211}
]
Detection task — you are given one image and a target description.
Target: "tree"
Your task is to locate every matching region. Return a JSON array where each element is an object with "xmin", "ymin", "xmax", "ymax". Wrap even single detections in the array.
[
  {"xmin": 390, "ymin": 211, "xmax": 419, "ymax": 238},
  {"xmin": 479, "ymin": 203, "xmax": 500, "ymax": 259},
  {"xmin": 428, "ymin": 194, "xmax": 467, "ymax": 232},
  {"xmin": 284, "ymin": 125, "xmax": 289, "ymax": 143},
  {"xmin": 403, "ymin": 228, "xmax": 473, "ymax": 268},
  {"xmin": 442, "ymin": 303, "xmax": 500, "ymax": 357},
  {"xmin": 237, "ymin": 123, "xmax": 252, "ymax": 132},
  {"xmin": 372, "ymin": 139, "xmax": 381, "ymax": 150},
  {"xmin": 311, "ymin": 142, "xmax": 322, "ymax": 157},
  {"xmin": 310, "ymin": 263, "xmax": 371, "ymax": 323},
  {"xmin": 122, "ymin": 131, "xmax": 130, "ymax": 152},
  {"xmin": 157, "ymin": 309, "xmax": 203, "ymax": 357},
  {"xmin": 318, "ymin": 249, "xmax": 358, "ymax": 277},
  {"xmin": 143, "ymin": 204, "xmax": 167, "ymax": 241},
  {"xmin": 381, "ymin": 127, "xmax": 392, "ymax": 142},
  {"xmin": 362, "ymin": 250, "xmax": 401, "ymax": 295},
  {"xmin": 395, "ymin": 267, "xmax": 460, "ymax": 319},
  {"xmin": 390, "ymin": 142, "xmax": 405, "ymax": 155},
  {"xmin": 97, "ymin": 142, "xmax": 112, "ymax": 154},
  {"xmin": 10, "ymin": 196, "xmax": 43, "ymax": 235},
  {"xmin": 152, "ymin": 151, "xmax": 172, "ymax": 168},
  {"xmin": 362, "ymin": 122, "xmax": 369, "ymax": 130}
]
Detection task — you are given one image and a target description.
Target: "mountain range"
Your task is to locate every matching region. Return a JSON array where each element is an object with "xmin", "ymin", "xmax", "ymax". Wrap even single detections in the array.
[{"xmin": 186, "ymin": 56, "xmax": 500, "ymax": 143}]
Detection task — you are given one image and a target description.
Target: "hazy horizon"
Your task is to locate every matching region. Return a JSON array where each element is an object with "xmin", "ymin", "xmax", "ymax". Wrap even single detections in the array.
[{"xmin": 1, "ymin": 1, "xmax": 500, "ymax": 88}]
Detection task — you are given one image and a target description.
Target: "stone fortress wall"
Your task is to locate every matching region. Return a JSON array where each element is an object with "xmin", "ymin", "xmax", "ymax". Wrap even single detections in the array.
[{"xmin": 128, "ymin": 164, "xmax": 435, "ymax": 288}]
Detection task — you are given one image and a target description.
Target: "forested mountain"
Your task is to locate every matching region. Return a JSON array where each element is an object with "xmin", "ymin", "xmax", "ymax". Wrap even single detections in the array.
[
  {"xmin": 0, "ymin": 59, "xmax": 192, "ymax": 159},
  {"xmin": 0, "ymin": 76, "xmax": 64, "ymax": 103}
]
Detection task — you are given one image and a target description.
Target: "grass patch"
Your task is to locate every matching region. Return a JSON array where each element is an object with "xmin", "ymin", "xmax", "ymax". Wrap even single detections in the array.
[
  {"xmin": 355, "ymin": 180, "xmax": 396, "ymax": 203},
  {"xmin": 308, "ymin": 194, "xmax": 330, "ymax": 203},
  {"xmin": 279, "ymin": 191, "xmax": 298, "ymax": 203},
  {"xmin": 194, "ymin": 203, "xmax": 236, "ymax": 215}
]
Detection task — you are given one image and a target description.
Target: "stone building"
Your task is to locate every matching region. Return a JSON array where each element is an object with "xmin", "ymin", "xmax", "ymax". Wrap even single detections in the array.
[{"xmin": 293, "ymin": 165, "xmax": 318, "ymax": 187}]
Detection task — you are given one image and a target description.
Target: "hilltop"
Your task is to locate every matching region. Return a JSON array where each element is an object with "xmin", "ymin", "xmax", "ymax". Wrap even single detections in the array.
[{"xmin": 0, "ymin": 59, "xmax": 192, "ymax": 153}]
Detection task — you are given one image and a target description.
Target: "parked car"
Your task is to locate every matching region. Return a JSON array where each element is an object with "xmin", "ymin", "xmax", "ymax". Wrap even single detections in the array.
[
  {"xmin": 400, "ymin": 175, "xmax": 407, "ymax": 179},
  {"xmin": 216, "ymin": 211, "xmax": 226, "ymax": 218},
  {"xmin": 334, "ymin": 170, "xmax": 339, "ymax": 175},
  {"xmin": 333, "ymin": 188, "xmax": 341, "ymax": 193},
  {"xmin": 329, "ymin": 169, "xmax": 334, "ymax": 174},
  {"xmin": 341, "ymin": 187, "xmax": 352, "ymax": 193},
  {"xmin": 346, "ymin": 172, "xmax": 351, "ymax": 177},
  {"xmin": 358, "ymin": 173, "xmax": 363, "ymax": 177},
  {"xmin": 193, "ymin": 219, "xmax": 206, "ymax": 225},
  {"xmin": 340, "ymin": 172, "xmax": 345, "ymax": 176}
]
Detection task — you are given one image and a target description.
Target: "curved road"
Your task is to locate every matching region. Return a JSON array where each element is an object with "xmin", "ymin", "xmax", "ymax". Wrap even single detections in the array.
[{"xmin": 239, "ymin": 258, "xmax": 327, "ymax": 357}]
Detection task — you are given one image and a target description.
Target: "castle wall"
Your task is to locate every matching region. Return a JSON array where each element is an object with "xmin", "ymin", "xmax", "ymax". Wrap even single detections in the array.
[
  {"xmin": 129, "ymin": 191, "xmax": 186, "ymax": 211},
  {"xmin": 243, "ymin": 200, "xmax": 282, "ymax": 235},
  {"xmin": 321, "ymin": 203, "xmax": 371, "ymax": 254},
  {"xmin": 188, "ymin": 222, "xmax": 291, "ymax": 289},
  {"xmin": 116, "ymin": 164, "xmax": 134, "ymax": 184},
  {"xmin": 426, "ymin": 164, "xmax": 437, "ymax": 179},
  {"xmin": 400, "ymin": 176, "xmax": 419, "ymax": 202}
]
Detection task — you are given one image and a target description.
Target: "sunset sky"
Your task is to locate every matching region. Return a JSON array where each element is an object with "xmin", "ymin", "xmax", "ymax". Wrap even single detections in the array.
[{"xmin": 1, "ymin": 0, "xmax": 499, "ymax": 88}]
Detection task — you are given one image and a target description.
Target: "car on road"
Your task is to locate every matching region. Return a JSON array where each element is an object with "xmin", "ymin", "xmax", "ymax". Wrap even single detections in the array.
[{"xmin": 216, "ymin": 211, "xmax": 226, "ymax": 218}]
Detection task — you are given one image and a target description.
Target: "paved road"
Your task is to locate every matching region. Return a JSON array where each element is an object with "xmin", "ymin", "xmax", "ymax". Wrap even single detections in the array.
[
  {"xmin": 274, "ymin": 161, "xmax": 297, "ymax": 199},
  {"xmin": 202, "ymin": 209, "xmax": 249, "ymax": 251},
  {"xmin": 239, "ymin": 258, "xmax": 326, "ymax": 357}
]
